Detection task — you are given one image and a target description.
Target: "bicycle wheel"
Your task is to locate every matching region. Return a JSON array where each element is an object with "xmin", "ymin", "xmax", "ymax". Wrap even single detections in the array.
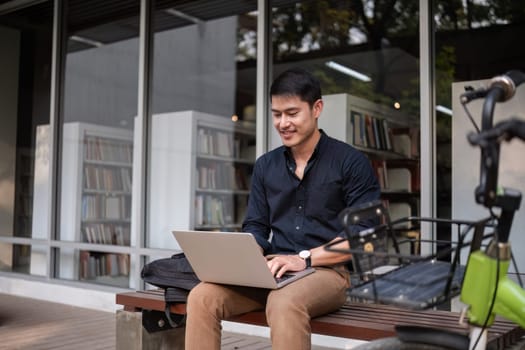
[{"xmin": 352, "ymin": 337, "xmax": 455, "ymax": 350}]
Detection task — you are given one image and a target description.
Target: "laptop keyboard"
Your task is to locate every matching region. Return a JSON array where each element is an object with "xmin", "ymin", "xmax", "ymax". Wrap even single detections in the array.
[{"xmin": 275, "ymin": 274, "xmax": 294, "ymax": 284}]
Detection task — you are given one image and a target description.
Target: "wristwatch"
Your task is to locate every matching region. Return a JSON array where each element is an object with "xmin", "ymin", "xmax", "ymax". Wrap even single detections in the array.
[{"xmin": 299, "ymin": 250, "xmax": 312, "ymax": 268}]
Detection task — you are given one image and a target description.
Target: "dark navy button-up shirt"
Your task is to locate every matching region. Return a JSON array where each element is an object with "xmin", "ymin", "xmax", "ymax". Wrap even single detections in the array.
[{"xmin": 242, "ymin": 130, "xmax": 381, "ymax": 255}]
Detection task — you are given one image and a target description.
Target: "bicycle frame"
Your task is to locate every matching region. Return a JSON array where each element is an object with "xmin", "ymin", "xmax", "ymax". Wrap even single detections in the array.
[
  {"xmin": 459, "ymin": 79, "xmax": 525, "ymax": 349},
  {"xmin": 461, "ymin": 250, "xmax": 525, "ymax": 342}
]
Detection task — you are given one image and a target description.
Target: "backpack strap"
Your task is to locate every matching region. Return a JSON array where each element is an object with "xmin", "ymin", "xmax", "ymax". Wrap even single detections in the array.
[
  {"xmin": 163, "ymin": 287, "xmax": 187, "ymax": 328},
  {"xmin": 164, "ymin": 303, "xmax": 186, "ymax": 328}
]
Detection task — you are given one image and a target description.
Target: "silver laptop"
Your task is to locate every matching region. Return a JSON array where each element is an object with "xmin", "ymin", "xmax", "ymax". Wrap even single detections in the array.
[{"xmin": 172, "ymin": 230, "xmax": 315, "ymax": 289}]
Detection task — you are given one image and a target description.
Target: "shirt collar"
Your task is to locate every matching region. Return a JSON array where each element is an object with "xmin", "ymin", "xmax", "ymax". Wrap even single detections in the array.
[{"xmin": 283, "ymin": 129, "xmax": 327, "ymax": 167}]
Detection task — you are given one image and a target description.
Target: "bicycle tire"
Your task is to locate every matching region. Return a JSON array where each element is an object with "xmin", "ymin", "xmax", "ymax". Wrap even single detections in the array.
[{"xmin": 352, "ymin": 337, "xmax": 455, "ymax": 350}]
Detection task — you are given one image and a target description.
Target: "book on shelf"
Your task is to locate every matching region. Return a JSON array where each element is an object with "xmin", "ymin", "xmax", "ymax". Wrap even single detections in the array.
[
  {"xmin": 235, "ymin": 167, "xmax": 249, "ymax": 190},
  {"xmin": 371, "ymin": 159, "xmax": 419, "ymax": 193},
  {"xmin": 391, "ymin": 127, "xmax": 419, "ymax": 158},
  {"xmin": 370, "ymin": 159, "xmax": 389, "ymax": 189},
  {"xmin": 105, "ymin": 196, "xmax": 121, "ymax": 219},
  {"xmin": 350, "ymin": 111, "xmax": 364, "ymax": 146},
  {"xmin": 372, "ymin": 116, "xmax": 381, "ymax": 149},
  {"xmin": 197, "ymin": 128, "xmax": 210, "ymax": 154},
  {"xmin": 117, "ymin": 254, "xmax": 130, "ymax": 276},
  {"xmin": 108, "ymin": 254, "xmax": 119, "ymax": 276},
  {"xmin": 364, "ymin": 115, "xmax": 376, "ymax": 148},
  {"xmin": 383, "ymin": 119, "xmax": 392, "ymax": 150},
  {"xmin": 385, "ymin": 168, "xmax": 411, "ymax": 192},
  {"xmin": 216, "ymin": 131, "xmax": 233, "ymax": 157},
  {"xmin": 387, "ymin": 202, "xmax": 412, "ymax": 226},
  {"xmin": 409, "ymin": 127, "xmax": 420, "ymax": 158},
  {"xmin": 195, "ymin": 195, "xmax": 204, "ymax": 226}
]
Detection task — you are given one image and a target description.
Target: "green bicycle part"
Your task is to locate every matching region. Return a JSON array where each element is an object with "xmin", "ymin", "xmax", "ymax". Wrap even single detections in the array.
[{"xmin": 461, "ymin": 251, "xmax": 525, "ymax": 328}]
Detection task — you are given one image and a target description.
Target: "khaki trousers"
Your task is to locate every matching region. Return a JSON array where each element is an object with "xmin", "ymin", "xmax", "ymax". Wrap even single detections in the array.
[{"xmin": 185, "ymin": 266, "xmax": 350, "ymax": 350}]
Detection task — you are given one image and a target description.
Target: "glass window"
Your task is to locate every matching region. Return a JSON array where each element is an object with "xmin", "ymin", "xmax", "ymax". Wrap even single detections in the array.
[
  {"xmin": 271, "ymin": 1, "xmax": 421, "ymax": 228},
  {"xmin": 147, "ymin": 1, "xmax": 258, "ymax": 249},
  {"xmin": 0, "ymin": 2, "xmax": 53, "ymax": 274},
  {"xmin": 0, "ymin": 242, "xmax": 48, "ymax": 276},
  {"xmin": 434, "ymin": 0, "xmax": 525, "ymax": 271},
  {"xmin": 57, "ymin": 0, "xmax": 140, "ymax": 287}
]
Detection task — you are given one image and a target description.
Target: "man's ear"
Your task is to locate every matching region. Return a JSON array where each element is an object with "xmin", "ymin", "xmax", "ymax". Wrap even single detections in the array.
[{"xmin": 313, "ymin": 99, "xmax": 323, "ymax": 119}]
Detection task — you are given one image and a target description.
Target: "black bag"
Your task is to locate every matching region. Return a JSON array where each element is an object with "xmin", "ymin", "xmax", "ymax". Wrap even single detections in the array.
[{"xmin": 141, "ymin": 252, "xmax": 200, "ymax": 327}]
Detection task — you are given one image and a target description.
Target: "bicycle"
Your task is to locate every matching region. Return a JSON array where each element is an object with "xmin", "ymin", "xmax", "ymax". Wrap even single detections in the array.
[{"xmin": 326, "ymin": 70, "xmax": 525, "ymax": 350}]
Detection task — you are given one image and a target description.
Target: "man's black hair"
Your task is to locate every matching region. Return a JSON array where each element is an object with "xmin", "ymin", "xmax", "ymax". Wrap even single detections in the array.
[{"xmin": 270, "ymin": 68, "xmax": 322, "ymax": 107}]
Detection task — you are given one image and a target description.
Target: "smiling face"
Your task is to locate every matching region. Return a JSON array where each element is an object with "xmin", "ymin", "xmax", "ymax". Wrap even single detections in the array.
[{"xmin": 271, "ymin": 95, "xmax": 323, "ymax": 151}]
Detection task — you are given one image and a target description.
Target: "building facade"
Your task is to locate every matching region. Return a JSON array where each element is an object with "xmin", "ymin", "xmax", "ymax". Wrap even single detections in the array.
[{"xmin": 1, "ymin": 0, "xmax": 525, "ymax": 311}]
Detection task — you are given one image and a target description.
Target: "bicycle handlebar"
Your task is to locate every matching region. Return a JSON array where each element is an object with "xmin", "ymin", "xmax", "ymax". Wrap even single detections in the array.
[
  {"xmin": 461, "ymin": 70, "xmax": 525, "ymax": 105},
  {"xmin": 468, "ymin": 118, "xmax": 525, "ymax": 147},
  {"xmin": 461, "ymin": 71, "xmax": 525, "ymax": 210}
]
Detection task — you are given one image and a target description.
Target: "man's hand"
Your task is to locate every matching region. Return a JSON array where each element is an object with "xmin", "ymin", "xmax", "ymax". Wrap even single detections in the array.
[
  {"xmin": 264, "ymin": 237, "xmax": 352, "ymax": 278},
  {"xmin": 266, "ymin": 254, "xmax": 306, "ymax": 278}
]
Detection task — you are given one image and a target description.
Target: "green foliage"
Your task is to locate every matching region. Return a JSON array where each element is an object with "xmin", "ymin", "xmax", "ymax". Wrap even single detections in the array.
[
  {"xmin": 238, "ymin": 0, "xmax": 519, "ymax": 124},
  {"xmin": 434, "ymin": 0, "xmax": 525, "ymax": 30}
]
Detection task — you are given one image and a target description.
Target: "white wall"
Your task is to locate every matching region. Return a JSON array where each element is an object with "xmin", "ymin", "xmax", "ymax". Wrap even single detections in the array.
[{"xmin": 452, "ymin": 79, "xmax": 525, "ymax": 273}]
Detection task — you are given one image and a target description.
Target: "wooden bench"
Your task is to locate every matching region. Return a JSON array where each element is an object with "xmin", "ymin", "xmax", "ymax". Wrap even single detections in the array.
[{"xmin": 116, "ymin": 290, "xmax": 524, "ymax": 349}]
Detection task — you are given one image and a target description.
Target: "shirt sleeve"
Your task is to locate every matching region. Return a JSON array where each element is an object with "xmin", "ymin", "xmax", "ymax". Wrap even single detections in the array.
[
  {"xmin": 242, "ymin": 158, "xmax": 272, "ymax": 253},
  {"xmin": 341, "ymin": 150, "xmax": 381, "ymax": 237}
]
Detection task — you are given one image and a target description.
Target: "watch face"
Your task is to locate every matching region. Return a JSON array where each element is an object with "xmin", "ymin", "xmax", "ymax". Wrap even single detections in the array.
[{"xmin": 299, "ymin": 250, "xmax": 311, "ymax": 259}]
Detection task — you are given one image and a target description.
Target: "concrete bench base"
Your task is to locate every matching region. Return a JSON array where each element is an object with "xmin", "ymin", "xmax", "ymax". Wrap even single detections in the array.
[{"xmin": 116, "ymin": 309, "xmax": 185, "ymax": 350}]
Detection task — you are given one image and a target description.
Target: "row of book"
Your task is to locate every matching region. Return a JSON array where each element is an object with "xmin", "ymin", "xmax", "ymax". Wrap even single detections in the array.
[
  {"xmin": 196, "ymin": 128, "xmax": 250, "ymax": 160},
  {"xmin": 81, "ymin": 223, "xmax": 130, "ymax": 246},
  {"xmin": 81, "ymin": 194, "xmax": 131, "ymax": 220},
  {"xmin": 350, "ymin": 112, "xmax": 421, "ymax": 159},
  {"xmin": 351, "ymin": 111, "xmax": 392, "ymax": 151},
  {"xmin": 79, "ymin": 251, "xmax": 129, "ymax": 279},
  {"xmin": 84, "ymin": 165, "xmax": 132, "ymax": 192},
  {"xmin": 194, "ymin": 194, "xmax": 248, "ymax": 227},
  {"xmin": 197, "ymin": 163, "xmax": 250, "ymax": 191},
  {"xmin": 84, "ymin": 135, "xmax": 133, "ymax": 163}
]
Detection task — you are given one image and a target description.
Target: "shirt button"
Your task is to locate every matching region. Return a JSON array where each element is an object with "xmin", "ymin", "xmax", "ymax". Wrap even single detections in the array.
[
  {"xmin": 295, "ymin": 226, "xmax": 300, "ymax": 230},
  {"xmin": 298, "ymin": 205, "xmax": 303, "ymax": 210}
]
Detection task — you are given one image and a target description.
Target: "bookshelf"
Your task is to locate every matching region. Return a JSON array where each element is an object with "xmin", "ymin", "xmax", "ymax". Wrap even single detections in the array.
[
  {"xmin": 319, "ymin": 94, "xmax": 420, "ymax": 222},
  {"xmin": 139, "ymin": 111, "xmax": 255, "ymax": 250},
  {"xmin": 60, "ymin": 122, "xmax": 132, "ymax": 287}
]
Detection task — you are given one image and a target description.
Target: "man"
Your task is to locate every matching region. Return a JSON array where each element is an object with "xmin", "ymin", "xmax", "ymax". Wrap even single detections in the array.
[{"xmin": 185, "ymin": 68, "xmax": 380, "ymax": 349}]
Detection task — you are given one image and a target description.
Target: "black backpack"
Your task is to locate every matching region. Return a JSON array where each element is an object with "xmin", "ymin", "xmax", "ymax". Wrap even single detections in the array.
[{"xmin": 141, "ymin": 252, "xmax": 200, "ymax": 327}]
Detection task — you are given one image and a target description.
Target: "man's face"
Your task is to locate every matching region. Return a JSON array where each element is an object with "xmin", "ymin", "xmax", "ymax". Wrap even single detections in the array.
[{"xmin": 271, "ymin": 95, "xmax": 322, "ymax": 149}]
